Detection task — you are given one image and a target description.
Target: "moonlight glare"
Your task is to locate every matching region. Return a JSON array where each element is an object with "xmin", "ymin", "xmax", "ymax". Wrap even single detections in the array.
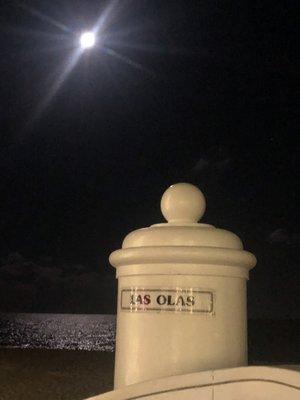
[
  {"xmin": 21, "ymin": 0, "xmax": 156, "ymax": 125},
  {"xmin": 80, "ymin": 32, "xmax": 96, "ymax": 49}
]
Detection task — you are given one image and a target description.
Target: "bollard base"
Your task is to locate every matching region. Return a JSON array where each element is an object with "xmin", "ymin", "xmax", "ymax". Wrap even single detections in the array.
[{"xmin": 86, "ymin": 366, "xmax": 300, "ymax": 400}]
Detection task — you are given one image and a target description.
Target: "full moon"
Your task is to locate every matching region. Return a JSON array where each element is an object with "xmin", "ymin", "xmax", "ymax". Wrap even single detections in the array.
[{"xmin": 80, "ymin": 32, "xmax": 95, "ymax": 49}]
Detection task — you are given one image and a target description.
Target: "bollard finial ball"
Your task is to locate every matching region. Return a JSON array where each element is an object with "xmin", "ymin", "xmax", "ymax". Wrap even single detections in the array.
[{"xmin": 161, "ymin": 183, "xmax": 206, "ymax": 224}]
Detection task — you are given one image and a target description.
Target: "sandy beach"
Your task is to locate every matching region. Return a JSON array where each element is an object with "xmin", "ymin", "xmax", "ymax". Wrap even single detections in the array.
[{"xmin": 0, "ymin": 348, "xmax": 114, "ymax": 400}]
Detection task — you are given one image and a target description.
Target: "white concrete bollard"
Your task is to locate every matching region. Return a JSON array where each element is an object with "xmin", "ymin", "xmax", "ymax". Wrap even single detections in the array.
[{"xmin": 109, "ymin": 183, "xmax": 257, "ymax": 388}]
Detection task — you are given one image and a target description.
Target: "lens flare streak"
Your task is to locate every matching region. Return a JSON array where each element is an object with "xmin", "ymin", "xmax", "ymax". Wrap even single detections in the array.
[
  {"xmin": 32, "ymin": 48, "xmax": 82, "ymax": 122},
  {"xmin": 103, "ymin": 47, "xmax": 155, "ymax": 77},
  {"xmin": 18, "ymin": 2, "xmax": 70, "ymax": 33}
]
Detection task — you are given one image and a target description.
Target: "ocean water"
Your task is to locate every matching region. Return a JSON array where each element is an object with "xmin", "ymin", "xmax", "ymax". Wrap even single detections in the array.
[
  {"xmin": 0, "ymin": 313, "xmax": 116, "ymax": 351},
  {"xmin": 1, "ymin": 314, "xmax": 299, "ymax": 362}
]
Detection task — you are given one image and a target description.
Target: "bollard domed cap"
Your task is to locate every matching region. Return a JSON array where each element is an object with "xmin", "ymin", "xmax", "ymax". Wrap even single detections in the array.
[
  {"xmin": 109, "ymin": 183, "xmax": 257, "ymax": 271},
  {"xmin": 161, "ymin": 183, "xmax": 206, "ymax": 224},
  {"xmin": 121, "ymin": 183, "xmax": 242, "ymax": 249}
]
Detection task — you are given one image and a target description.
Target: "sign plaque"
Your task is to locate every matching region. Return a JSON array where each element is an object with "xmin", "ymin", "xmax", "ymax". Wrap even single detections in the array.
[{"xmin": 121, "ymin": 288, "xmax": 214, "ymax": 314}]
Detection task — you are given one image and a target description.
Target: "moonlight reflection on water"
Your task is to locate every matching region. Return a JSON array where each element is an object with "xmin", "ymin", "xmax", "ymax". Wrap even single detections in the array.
[{"xmin": 0, "ymin": 313, "xmax": 116, "ymax": 351}]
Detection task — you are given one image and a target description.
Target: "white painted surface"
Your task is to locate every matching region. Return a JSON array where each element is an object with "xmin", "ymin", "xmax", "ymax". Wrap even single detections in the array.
[
  {"xmin": 109, "ymin": 184, "xmax": 257, "ymax": 388},
  {"xmin": 87, "ymin": 366, "xmax": 300, "ymax": 400}
]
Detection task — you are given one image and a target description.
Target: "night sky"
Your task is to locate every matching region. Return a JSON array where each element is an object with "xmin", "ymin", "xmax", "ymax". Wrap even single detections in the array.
[{"xmin": 0, "ymin": 1, "xmax": 298, "ymax": 317}]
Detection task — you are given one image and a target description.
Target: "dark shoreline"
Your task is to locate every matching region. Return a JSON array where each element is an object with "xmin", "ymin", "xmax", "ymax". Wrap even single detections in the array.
[
  {"xmin": 0, "ymin": 348, "xmax": 114, "ymax": 400},
  {"xmin": 0, "ymin": 346, "xmax": 299, "ymax": 400}
]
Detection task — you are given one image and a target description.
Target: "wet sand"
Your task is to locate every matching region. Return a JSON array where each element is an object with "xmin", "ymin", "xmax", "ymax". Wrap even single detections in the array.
[{"xmin": 0, "ymin": 348, "xmax": 114, "ymax": 400}]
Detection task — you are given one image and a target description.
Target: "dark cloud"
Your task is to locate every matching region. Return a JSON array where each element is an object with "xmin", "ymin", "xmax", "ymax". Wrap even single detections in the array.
[
  {"xmin": 191, "ymin": 146, "xmax": 233, "ymax": 176},
  {"xmin": 0, "ymin": 253, "xmax": 116, "ymax": 313},
  {"xmin": 266, "ymin": 228, "xmax": 299, "ymax": 245}
]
